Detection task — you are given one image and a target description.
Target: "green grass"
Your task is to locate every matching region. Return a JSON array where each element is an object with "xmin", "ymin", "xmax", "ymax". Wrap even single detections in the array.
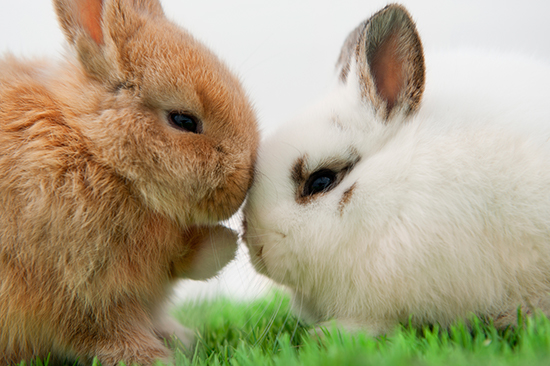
[
  {"xmin": 22, "ymin": 291, "xmax": 550, "ymax": 366},
  {"xmin": 169, "ymin": 291, "xmax": 550, "ymax": 366}
]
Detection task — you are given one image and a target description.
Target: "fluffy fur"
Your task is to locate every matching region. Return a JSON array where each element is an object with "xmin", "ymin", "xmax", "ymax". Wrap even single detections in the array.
[
  {"xmin": 244, "ymin": 4, "xmax": 550, "ymax": 335},
  {"xmin": 0, "ymin": 0, "xmax": 258, "ymax": 364}
]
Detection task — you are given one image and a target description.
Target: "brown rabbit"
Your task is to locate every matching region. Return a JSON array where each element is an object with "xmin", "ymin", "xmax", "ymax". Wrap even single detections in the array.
[{"xmin": 0, "ymin": 0, "xmax": 259, "ymax": 364}]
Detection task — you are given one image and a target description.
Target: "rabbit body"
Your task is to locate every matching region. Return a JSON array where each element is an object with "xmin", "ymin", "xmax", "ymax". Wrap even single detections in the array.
[
  {"xmin": 244, "ymin": 5, "xmax": 550, "ymax": 335},
  {"xmin": 0, "ymin": 0, "xmax": 258, "ymax": 364}
]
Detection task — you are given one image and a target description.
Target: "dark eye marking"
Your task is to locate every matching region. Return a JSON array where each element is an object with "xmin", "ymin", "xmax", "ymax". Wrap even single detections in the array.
[
  {"xmin": 168, "ymin": 112, "xmax": 202, "ymax": 134},
  {"xmin": 338, "ymin": 182, "xmax": 357, "ymax": 215},
  {"xmin": 291, "ymin": 156, "xmax": 307, "ymax": 184},
  {"xmin": 291, "ymin": 150, "xmax": 361, "ymax": 204},
  {"xmin": 303, "ymin": 169, "xmax": 337, "ymax": 196}
]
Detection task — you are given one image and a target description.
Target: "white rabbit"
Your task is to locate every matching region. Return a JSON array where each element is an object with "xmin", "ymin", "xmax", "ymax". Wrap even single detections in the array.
[{"xmin": 243, "ymin": 4, "xmax": 550, "ymax": 335}]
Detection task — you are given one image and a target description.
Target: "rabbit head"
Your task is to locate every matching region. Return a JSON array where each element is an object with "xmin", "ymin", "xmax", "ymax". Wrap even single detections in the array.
[
  {"xmin": 54, "ymin": 0, "xmax": 259, "ymax": 226},
  {"xmin": 245, "ymin": 4, "xmax": 426, "ymax": 327}
]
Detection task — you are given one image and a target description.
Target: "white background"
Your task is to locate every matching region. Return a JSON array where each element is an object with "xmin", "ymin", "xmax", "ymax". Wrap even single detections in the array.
[
  {"xmin": 1, "ymin": 0, "xmax": 549, "ymax": 301},
  {"xmin": 2, "ymin": 1, "xmax": 550, "ymax": 134}
]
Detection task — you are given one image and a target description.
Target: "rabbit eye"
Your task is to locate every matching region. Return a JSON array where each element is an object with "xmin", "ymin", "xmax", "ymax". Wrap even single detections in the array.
[
  {"xmin": 303, "ymin": 169, "xmax": 337, "ymax": 196},
  {"xmin": 168, "ymin": 112, "xmax": 202, "ymax": 133}
]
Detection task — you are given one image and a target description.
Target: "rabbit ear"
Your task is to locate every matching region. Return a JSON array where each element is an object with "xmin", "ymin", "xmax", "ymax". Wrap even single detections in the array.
[
  {"xmin": 53, "ymin": 0, "xmax": 164, "ymax": 82},
  {"xmin": 337, "ymin": 4, "xmax": 425, "ymax": 119}
]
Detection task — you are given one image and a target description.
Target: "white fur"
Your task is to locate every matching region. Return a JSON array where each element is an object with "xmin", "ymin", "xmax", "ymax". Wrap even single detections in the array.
[{"xmin": 244, "ymin": 29, "xmax": 550, "ymax": 334}]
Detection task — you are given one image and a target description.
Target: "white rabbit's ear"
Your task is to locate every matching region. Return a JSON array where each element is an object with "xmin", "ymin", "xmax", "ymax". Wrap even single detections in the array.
[
  {"xmin": 53, "ymin": 0, "xmax": 165, "ymax": 82},
  {"xmin": 337, "ymin": 4, "xmax": 425, "ymax": 119}
]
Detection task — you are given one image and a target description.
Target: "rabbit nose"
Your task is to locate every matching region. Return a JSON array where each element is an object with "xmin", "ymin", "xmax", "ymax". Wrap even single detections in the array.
[
  {"xmin": 240, "ymin": 219, "xmax": 264, "ymax": 258},
  {"xmin": 242, "ymin": 217, "xmax": 248, "ymax": 238}
]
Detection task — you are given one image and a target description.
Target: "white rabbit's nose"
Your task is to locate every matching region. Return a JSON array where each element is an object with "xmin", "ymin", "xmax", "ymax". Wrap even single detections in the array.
[
  {"xmin": 241, "ymin": 221, "xmax": 287, "ymax": 277},
  {"xmin": 241, "ymin": 216, "xmax": 248, "ymax": 238},
  {"xmin": 245, "ymin": 240, "xmax": 268, "ymax": 276},
  {"xmin": 256, "ymin": 245, "xmax": 264, "ymax": 259}
]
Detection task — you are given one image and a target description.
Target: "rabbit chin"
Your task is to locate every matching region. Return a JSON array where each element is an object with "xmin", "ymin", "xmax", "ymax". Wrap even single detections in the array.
[
  {"xmin": 134, "ymin": 181, "xmax": 246, "ymax": 227},
  {"xmin": 289, "ymin": 290, "xmax": 328, "ymax": 324}
]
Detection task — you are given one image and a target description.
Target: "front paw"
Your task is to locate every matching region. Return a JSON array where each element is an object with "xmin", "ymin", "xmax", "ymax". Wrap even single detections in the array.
[{"xmin": 179, "ymin": 225, "xmax": 238, "ymax": 280}]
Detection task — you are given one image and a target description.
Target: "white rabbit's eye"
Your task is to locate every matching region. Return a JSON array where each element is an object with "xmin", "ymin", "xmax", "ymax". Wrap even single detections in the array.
[
  {"xmin": 168, "ymin": 112, "xmax": 202, "ymax": 134},
  {"xmin": 303, "ymin": 169, "xmax": 337, "ymax": 196}
]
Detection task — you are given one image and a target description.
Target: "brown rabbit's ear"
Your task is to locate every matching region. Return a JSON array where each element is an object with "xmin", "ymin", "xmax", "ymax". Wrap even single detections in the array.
[
  {"xmin": 337, "ymin": 4, "xmax": 425, "ymax": 120},
  {"xmin": 53, "ymin": 0, "xmax": 165, "ymax": 82}
]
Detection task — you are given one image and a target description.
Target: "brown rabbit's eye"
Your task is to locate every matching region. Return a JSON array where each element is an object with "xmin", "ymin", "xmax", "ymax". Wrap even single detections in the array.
[
  {"xmin": 303, "ymin": 169, "xmax": 337, "ymax": 196},
  {"xmin": 169, "ymin": 112, "xmax": 202, "ymax": 133}
]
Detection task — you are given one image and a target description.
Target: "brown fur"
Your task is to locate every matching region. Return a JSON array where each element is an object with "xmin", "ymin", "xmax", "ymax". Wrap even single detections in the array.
[
  {"xmin": 338, "ymin": 183, "xmax": 356, "ymax": 216},
  {"xmin": 0, "ymin": 0, "xmax": 258, "ymax": 364},
  {"xmin": 290, "ymin": 155, "xmax": 307, "ymax": 186}
]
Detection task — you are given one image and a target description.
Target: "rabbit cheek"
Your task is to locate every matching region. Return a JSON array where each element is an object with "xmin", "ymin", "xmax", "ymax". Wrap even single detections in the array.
[{"xmin": 199, "ymin": 158, "xmax": 253, "ymax": 221}]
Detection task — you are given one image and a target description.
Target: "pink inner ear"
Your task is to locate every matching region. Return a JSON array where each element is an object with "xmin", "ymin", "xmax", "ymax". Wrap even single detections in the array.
[
  {"xmin": 77, "ymin": 0, "xmax": 104, "ymax": 45},
  {"xmin": 370, "ymin": 32, "xmax": 404, "ymax": 111}
]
